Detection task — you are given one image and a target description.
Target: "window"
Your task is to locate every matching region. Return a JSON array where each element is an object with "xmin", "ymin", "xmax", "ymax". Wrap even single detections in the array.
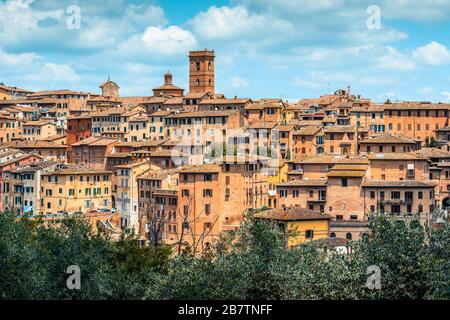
[
  {"xmin": 330, "ymin": 232, "xmax": 336, "ymax": 238},
  {"xmin": 203, "ymin": 189, "xmax": 213, "ymax": 197},
  {"xmin": 341, "ymin": 178, "xmax": 348, "ymax": 187},
  {"xmin": 182, "ymin": 189, "xmax": 189, "ymax": 197},
  {"xmin": 391, "ymin": 191, "xmax": 401, "ymax": 199},
  {"xmin": 204, "ymin": 204, "xmax": 211, "ymax": 215},
  {"xmin": 279, "ymin": 190, "xmax": 287, "ymax": 197},
  {"xmin": 418, "ymin": 191, "xmax": 423, "ymax": 199},
  {"xmin": 204, "ymin": 174, "xmax": 213, "ymax": 181},
  {"xmin": 370, "ymin": 191, "xmax": 375, "ymax": 199},
  {"xmin": 390, "ymin": 204, "xmax": 400, "ymax": 214},
  {"xmin": 346, "ymin": 233, "xmax": 352, "ymax": 240},
  {"xmin": 305, "ymin": 230, "xmax": 314, "ymax": 239}
]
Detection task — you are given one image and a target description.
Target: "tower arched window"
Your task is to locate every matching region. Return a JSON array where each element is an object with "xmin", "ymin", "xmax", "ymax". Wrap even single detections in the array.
[
  {"xmin": 209, "ymin": 79, "xmax": 212, "ymax": 86},
  {"xmin": 196, "ymin": 79, "xmax": 200, "ymax": 86},
  {"xmin": 196, "ymin": 62, "xmax": 200, "ymax": 71},
  {"xmin": 208, "ymin": 62, "xmax": 212, "ymax": 71}
]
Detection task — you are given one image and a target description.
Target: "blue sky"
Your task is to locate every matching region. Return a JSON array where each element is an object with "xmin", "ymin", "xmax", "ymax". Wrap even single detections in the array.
[{"xmin": 1, "ymin": 0, "xmax": 450, "ymax": 103}]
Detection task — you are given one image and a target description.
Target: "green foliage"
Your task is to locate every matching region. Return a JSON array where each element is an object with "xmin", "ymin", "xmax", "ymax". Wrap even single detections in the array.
[
  {"xmin": 0, "ymin": 211, "xmax": 448, "ymax": 300},
  {"xmin": 0, "ymin": 211, "xmax": 170, "ymax": 300},
  {"xmin": 425, "ymin": 136, "xmax": 439, "ymax": 148}
]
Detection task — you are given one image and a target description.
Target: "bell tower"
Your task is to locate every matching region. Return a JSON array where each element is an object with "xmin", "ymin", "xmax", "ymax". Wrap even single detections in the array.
[{"xmin": 189, "ymin": 49, "xmax": 215, "ymax": 94}]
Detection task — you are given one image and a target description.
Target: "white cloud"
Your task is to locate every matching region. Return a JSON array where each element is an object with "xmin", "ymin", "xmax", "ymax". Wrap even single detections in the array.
[
  {"xmin": 191, "ymin": 5, "xmax": 293, "ymax": 41},
  {"xmin": 377, "ymin": 47, "xmax": 415, "ymax": 71},
  {"xmin": 230, "ymin": 76, "xmax": 250, "ymax": 88},
  {"xmin": 419, "ymin": 87, "xmax": 434, "ymax": 94},
  {"xmin": 413, "ymin": 41, "xmax": 450, "ymax": 66},
  {"xmin": 291, "ymin": 76, "xmax": 322, "ymax": 90},
  {"xmin": 442, "ymin": 91, "xmax": 450, "ymax": 101},
  {"xmin": 192, "ymin": 6, "xmax": 264, "ymax": 40},
  {"xmin": 141, "ymin": 26, "xmax": 197, "ymax": 55},
  {"xmin": 0, "ymin": 49, "xmax": 41, "ymax": 68}
]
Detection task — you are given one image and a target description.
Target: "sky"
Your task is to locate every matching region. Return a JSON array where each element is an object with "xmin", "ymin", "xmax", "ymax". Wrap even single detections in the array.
[{"xmin": 1, "ymin": 0, "xmax": 450, "ymax": 103}]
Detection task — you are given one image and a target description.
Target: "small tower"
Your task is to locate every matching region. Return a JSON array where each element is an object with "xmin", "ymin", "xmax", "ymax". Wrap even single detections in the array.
[
  {"xmin": 189, "ymin": 49, "xmax": 215, "ymax": 94},
  {"xmin": 100, "ymin": 77, "xmax": 119, "ymax": 98},
  {"xmin": 164, "ymin": 71, "xmax": 173, "ymax": 85}
]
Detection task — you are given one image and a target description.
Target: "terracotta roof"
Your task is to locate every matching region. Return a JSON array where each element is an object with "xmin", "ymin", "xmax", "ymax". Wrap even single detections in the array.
[
  {"xmin": 27, "ymin": 89, "xmax": 91, "ymax": 97},
  {"xmin": 184, "ymin": 92, "xmax": 210, "ymax": 99},
  {"xmin": 327, "ymin": 170, "xmax": 366, "ymax": 178},
  {"xmin": 245, "ymin": 102, "xmax": 282, "ymax": 110},
  {"xmin": 276, "ymin": 124, "xmax": 295, "ymax": 131},
  {"xmin": 362, "ymin": 180, "xmax": 436, "ymax": 188},
  {"xmin": 153, "ymin": 83, "xmax": 184, "ymax": 91},
  {"xmin": 163, "ymin": 97, "xmax": 183, "ymax": 105},
  {"xmin": 293, "ymin": 126, "xmax": 322, "ymax": 136},
  {"xmin": 23, "ymin": 120, "xmax": 55, "ymax": 126},
  {"xmin": 71, "ymin": 137, "xmax": 117, "ymax": 147},
  {"xmin": 176, "ymin": 164, "xmax": 221, "ymax": 173},
  {"xmin": 350, "ymin": 104, "xmax": 385, "ymax": 113},
  {"xmin": 300, "ymin": 155, "xmax": 368, "ymax": 165},
  {"xmin": 43, "ymin": 165, "xmax": 111, "ymax": 176},
  {"xmin": 331, "ymin": 164, "xmax": 368, "ymax": 171},
  {"xmin": 105, "ymin": 152, "xmax": 131, "ymax": 158},
  {"xmin": 254, "ymin": 206, "xmax": 332, "ymax": 221},
  {"xmin": 113, "ymin": 139, "xmax": 168, "ymax": 148},
  {"xmin": 0, "ymin": 84, "xmax": 33, "ymax": 94},
  {"xmin": 1, "ymin": 140, "xmax": 67, "ymax": 149},
  {"xmin": 166, "ymin": 110, "xmax": 239, "ymax": 118},
  {"xmin": 324, "ymin": 125, "xmax": 359, "ymax": 133},
  {"xmin": 199, "ymin": 98, "xmax": 251, "ymax": 105},
  {"xmin": 137, "ymin": 168, "xmax": 179, "ymax": 180},
  {"xmin": 367, "ymin": 153, "xmax": 426, "ymax": 161},
  {"xmin": 150, "ymin": 149, "xmax": 187, "ymax": 157},
  {"xmin": 360, "ymin": 133, "xmax": 417, "ymax": 144},
  {"xmin": 411, "ymin": 148, "xmax": 450, "ymax": 159}
]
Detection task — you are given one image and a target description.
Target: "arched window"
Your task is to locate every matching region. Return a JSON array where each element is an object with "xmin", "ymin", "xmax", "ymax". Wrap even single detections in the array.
[
  {"xmin": 209, "ymin": 79, "xmax": 212, "ymax": 86},
  {"xmin": 346, "ymin": 232, "xmax": 352, "ymax": 240},
  {"xmin": 196, "ymin": 62, "xmax": 200, "ymax": 71},
  {"xmin": 330, "ymin": 232, "xmax": 336, "ymax": 238},
  {"xmin": 208, "ymin": 62, "xmax": 212, "ymax": 71},
  {"xmin": 317, "ymin": 146, "xmax": 324, "ymax": 155},
  {"xmin": 196, "ymin": 79, "xmax": 200, "ymax": 86}
]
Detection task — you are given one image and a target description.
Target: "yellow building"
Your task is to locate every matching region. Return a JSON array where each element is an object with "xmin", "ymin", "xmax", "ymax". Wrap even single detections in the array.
[
  {"xmin": 254, "ymin": 206, "xmax": 331, "ymax": 247},
  {"xmin": 40, "ymin": 165, "xmax": 113, "ymax": 214},
  {"xmin": 22, "ymin": 119, "xmax": 58, "ymax": 140},
  {"xmin": 267, "ymin": 159, "xmax": 288, "ymax": 208}
]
